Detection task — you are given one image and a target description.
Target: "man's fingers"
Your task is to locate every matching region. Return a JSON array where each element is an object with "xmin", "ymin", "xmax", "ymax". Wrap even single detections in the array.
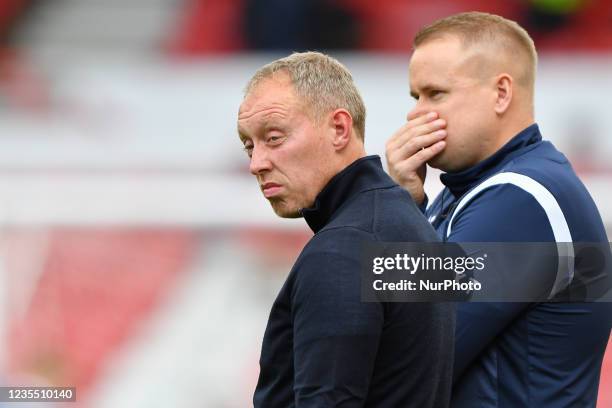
[
  {"xmin": 387, "ymin": 117, "xmax": 446, "ymax": 150},
  {"xmin": 388, "ymin": 112, "xmax": 439, "ymax": 144},
  {"xmin": 414, "ymin": 140, "xmax": 446, "ymax": 162},
  {"xmin": 407, "ymin": 110, "xmax": 437, "ymax": 122},
  {"xmin": 387, "ymin": 133, "xmax": 446, "ymax": 182},
  {"xmin": 402, "ymin": 119, "xmax": 446, "ymax": 146},
  {"xmin": 396, "ymin": 130, "xmax": 447, "ymax": 159},
  {"xmin": 388, "ymin": 136, "xmax": 445, "ymax": 175},
  {"xmin": 385, "ymin": 112, "xmax": 444, "ymax": 206}
]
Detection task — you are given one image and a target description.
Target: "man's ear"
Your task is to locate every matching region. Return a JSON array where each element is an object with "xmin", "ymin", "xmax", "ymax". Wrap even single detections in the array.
[
  {"xmin": 494, "ymin": 73, "xmax": 513, "ymax": 115},
  {"xmin": 329, "ymin": 108, "xmax": 353, "ymax": 150}
]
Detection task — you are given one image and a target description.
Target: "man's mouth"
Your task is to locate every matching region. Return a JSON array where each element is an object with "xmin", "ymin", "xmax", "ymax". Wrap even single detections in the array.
[{"xmin": 261, "ymin": 182, "xmax": 283, "ymax": 198}]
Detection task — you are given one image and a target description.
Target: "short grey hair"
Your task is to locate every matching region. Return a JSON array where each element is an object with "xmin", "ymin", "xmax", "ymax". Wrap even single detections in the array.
[{"xmin": 244, "ymin": 51, "xmax": 366, "ymax": 141}]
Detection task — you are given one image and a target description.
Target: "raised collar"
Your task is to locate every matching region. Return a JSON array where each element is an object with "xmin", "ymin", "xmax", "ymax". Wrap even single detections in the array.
[
  {"xmin": 301, "ymin": 155, "xmax": 393, "ymax": 233},
  {"xmin": 440, "ymin": 123, "xmax": 542, "ymax": 198}
]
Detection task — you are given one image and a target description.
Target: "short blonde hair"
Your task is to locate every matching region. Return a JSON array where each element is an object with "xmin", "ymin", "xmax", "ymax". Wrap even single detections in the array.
[
  {"xmin": 414, "ymin": 12, "xmax": 537, "ymax": 89},
  {"xmin": 244, "ymin": 51, "xmax": 366, "ymax": 141}
]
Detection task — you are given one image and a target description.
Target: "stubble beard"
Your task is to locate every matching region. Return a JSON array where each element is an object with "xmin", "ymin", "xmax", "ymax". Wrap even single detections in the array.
[{"xmin": 270, "ymin": 198, "xmax": 303, "ymax": 219}]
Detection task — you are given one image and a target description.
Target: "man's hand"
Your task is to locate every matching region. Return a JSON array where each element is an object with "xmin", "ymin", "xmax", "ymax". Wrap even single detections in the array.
[{"xmin": 385, "ymin": 111, "xmax": 447, "ymax": 205}]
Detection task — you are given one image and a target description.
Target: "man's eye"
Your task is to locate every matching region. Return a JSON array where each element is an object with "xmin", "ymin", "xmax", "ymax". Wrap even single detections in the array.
[
  {"xmin": 267, "ymin": 135, "xmax": 284, "ymax": 144},
  {"xmin": 430, "ymin": 90, "xmax": 444, "ymax": 99},
  {"xmin": 243, "ymin": 144, "xmax": 253, "ymax": 157}
]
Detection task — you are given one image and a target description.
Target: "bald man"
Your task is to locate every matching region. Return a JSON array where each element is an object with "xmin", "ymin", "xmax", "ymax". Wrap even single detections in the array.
[{"xmin": 385, "ymin": 12, "xmax": 611, "ymax": 408}]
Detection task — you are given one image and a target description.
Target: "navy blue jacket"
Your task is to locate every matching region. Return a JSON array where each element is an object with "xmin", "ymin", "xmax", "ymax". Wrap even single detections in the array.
[
  {"xmin": 254, "ymin": 156, "xmax": 455, "ymax": 408},
  {"xmin": 425, "ymin": 124, "xmax": 612, "ymax": 407}
]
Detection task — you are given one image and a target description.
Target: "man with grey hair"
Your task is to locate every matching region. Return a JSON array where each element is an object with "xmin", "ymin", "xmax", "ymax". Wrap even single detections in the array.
[
  {"xmin": 239, "ymin": 51, "xmax": 454, "ymax": 407},
  {"xmin": 386, "ymin": 12, "xmax": 611, "ymax": 407}
]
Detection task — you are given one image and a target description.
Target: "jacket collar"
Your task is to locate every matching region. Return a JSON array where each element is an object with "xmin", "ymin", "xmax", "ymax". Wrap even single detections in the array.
[
  {"xmin": 301, "ymin": 155, "xmax": 393, "ymax": 233},
  {"xmin": 440, "ymin": 123, "xmax": 542, "ymax": 198}
]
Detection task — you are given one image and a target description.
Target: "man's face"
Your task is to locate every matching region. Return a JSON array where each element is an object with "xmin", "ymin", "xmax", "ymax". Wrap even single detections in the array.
[
  {"xmin": 238, "ymin": 73, "xmax": 334, "ymax": 218},
  {"xmin": 409, "ymin": 36, "xmax": 498, "ymax": 172}
]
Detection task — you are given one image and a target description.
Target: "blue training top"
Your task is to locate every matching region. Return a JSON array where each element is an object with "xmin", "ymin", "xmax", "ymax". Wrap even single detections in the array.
[{"xmin": 425, "ymin": 124, "xmax": 612, "ymax": 407}]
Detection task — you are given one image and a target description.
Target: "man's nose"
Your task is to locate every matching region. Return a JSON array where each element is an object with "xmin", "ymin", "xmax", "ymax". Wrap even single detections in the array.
[
  {"xmin": 407, "ymin": 100, "xmax": 429, "ymax": 121},
  {"xmin": 249, "ymin": 145, "xmax": 272, "ymax": 176}
]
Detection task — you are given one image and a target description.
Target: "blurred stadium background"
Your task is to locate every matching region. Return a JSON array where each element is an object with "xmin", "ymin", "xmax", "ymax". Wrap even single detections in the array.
[{"xmin": 0, "ymin": 0, "xmax": 610, "ymax": 407}]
